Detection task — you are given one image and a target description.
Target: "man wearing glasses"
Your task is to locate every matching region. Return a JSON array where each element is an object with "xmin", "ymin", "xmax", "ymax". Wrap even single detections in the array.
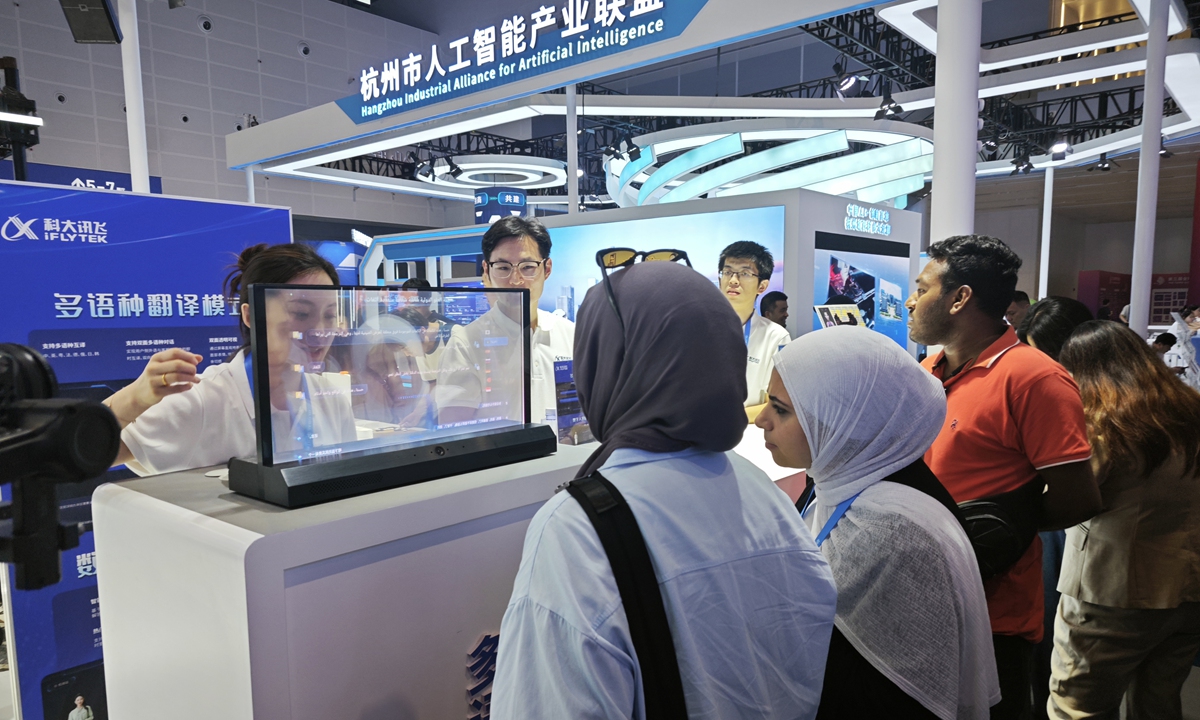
[
  {"xmin": 718, "ymin": 241, "xmax": 790, "ymax": 416},
  {"xmin": 436, "ymin": 216, "xmax": 574, "ymax": 428}
]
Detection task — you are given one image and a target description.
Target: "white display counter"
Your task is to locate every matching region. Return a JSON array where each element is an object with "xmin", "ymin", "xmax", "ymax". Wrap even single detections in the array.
[
  {"xmin": 93, "ymin": 445, "xmax": 593, "ymax": 720},
  {"xmin": 93, "ymin": 437, "xmax": 802, "ymax": 720}
]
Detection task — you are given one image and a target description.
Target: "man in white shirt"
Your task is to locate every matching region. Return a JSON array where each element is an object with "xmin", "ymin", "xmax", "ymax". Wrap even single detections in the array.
[
  {"xmin": 436, "ymin": 216, "xmax": 573, "ymax": 428},
  {"xmin": 718, "ymin": 241, "xmax": 790, "ymax": 414}
]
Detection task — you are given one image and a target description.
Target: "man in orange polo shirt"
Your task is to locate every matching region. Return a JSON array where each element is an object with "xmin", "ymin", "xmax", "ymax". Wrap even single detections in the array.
[{"xmin": 906, "ymin": 234, "xmax": 1102, "ymax": 720}]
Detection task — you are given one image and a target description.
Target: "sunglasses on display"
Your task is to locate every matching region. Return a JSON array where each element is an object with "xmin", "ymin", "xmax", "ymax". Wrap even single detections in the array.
[{"xmin": 595, "ymin": 247, "xmax": 692, "ymax": 332}]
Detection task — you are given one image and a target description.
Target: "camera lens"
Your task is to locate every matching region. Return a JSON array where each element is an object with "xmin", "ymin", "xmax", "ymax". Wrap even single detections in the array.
[
  {"xmin": 0, "ymin": 343, "xmax": 58, "ymax": 402},
  {"xmin": 64, "ymin": 403, "xmax": 120, "ymax": 476}
]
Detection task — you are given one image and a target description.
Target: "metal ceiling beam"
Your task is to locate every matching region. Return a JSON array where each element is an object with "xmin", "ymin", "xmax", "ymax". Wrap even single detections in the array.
[{"xmin": 799, "ymin": 8, "xmax": 935, "ymax": 89}]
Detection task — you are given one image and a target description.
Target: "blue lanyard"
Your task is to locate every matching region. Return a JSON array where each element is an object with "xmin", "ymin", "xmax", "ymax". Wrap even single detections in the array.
[
  {"xmin": 805, "ymin": 491, "xmax": 863, "ymax": 547},
  {"xmin": 244, "ymin": 353, "xmax": 314, "ymax": 453},
  {"xmin": 744, "ymin": 318, "xmax": 752, "ymax": 345}
]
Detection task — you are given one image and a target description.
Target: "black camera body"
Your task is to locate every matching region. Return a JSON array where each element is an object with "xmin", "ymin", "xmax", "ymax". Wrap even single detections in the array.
[{"xmin": 0, "ymin": 344, "xmax": 119, "ymax": 589}]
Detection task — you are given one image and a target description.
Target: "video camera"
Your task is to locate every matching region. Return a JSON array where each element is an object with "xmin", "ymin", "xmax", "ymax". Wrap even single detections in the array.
[{"xmin": 0, "ymin": 344, "xmax": 119, "ymax": 590}]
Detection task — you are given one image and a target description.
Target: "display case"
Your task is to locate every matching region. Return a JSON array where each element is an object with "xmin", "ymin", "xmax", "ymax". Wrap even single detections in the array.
[{"xmin": 228, "ymin": 284, "xmax": 556, "ymax": 507}]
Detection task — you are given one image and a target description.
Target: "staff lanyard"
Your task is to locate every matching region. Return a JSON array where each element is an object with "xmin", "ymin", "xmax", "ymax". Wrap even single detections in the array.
[
  {"xmin": 803, "ymin": 490, "xmax": 863, "ymax": 547},
  {"xmin": 244, "ymin": 353, "xmax": 315, "ymax": 452},
  {"xmin": 744, "ymin": 318, "xmax": 752, "ymax": 346}
]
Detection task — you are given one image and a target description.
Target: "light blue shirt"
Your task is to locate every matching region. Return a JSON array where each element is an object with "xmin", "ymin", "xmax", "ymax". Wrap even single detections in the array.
[{"xmin": 492, "ymin": 447, "xmax": 837, "ymax": 720}]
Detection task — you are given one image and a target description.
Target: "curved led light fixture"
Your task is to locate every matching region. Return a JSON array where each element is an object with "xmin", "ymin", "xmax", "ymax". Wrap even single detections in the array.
[
  {"xmin": 637, "ymin": 133, "xmax": 744, "ymax": 205},
  {"xmin": 717, "ymin": 137, "xmax": 929, "ymax": 199},
  {"xmin": 660, "ymin": 130, "xmax": 850, "ymax": 205},
  {"xmin": 416, "ymin": 154, "xmax": 567, "ymax": 190},
  {"xmin": 803, "ymin": 154, "xmax": 933, "ymax": 196},
  {"xmin": 857, "ymin": 174, "xmax": 926, "ymax": 204}
]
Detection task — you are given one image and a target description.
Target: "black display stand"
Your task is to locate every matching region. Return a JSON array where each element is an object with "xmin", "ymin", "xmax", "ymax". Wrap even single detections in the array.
[{"xmin": 229, "ymin": 424, "xmax": 557, "ymax": 508}]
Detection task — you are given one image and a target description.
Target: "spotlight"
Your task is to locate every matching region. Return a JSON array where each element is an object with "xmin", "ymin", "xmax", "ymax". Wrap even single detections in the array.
[
  {"xmin": 1010, "ymin": 154, "xmax": 1034, "ymax": 176},
  {"xmin": 407, "ymin": 151, "xmax": 420, "ymax": 164},
  {"xmin": 1160, "ymin": 136, "xmax": 1174, "ymax": 158},
  {"xmin": 832, "ymin": 57, "xmax": 860, "ymax": 97},
  {"xmin": 627, "ymin": 145, "xmax": 642, "ymax": 162},
  {"xmin": 873, "ymin": 83, "xmax": 903, "ymax": 120},
  {"xmin": 1050, "ymin": 137, "xmax": 1073, "ymax": 161},
  {"xmin": 416, "ymin": 163, "xmax": 432, "ymax": 179},
  {"xmin": 447, "ymin": 159, "xmax": 463, "ymax": 178},
  {"xmin": 1087, "ymin": 152, "xmax": 1119, "ymax": 172}
]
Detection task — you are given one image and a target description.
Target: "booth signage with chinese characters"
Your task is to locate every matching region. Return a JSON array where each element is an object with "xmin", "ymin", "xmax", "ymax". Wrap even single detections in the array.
[
  {"xmin": 337, "ymin": 0, "xmax": 708, "ymax": 123},
  {"xmin": 475, "ymin": 187, "xmax": 527, "ymax": 224},
  {"xmin": 843, "ymin": 203, "xmax": 892, "ymax": 236},
  {"xmin": 0, "ymin": 181, "xmax": 292, "ymax": 384}
]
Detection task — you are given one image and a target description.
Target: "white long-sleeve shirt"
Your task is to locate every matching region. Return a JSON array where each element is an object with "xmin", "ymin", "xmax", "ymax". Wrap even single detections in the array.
[{"xmin": 492, "ymin": 447, "xmax": 838, "ymax": 720}]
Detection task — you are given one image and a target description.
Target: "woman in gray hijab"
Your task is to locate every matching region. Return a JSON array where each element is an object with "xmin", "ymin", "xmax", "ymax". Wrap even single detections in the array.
[{"xmin": 493, "ymin": 261, "xmax": 837, "ymax": 720}]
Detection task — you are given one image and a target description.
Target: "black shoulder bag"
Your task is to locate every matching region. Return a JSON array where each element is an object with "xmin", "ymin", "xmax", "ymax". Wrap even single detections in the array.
[
  {"xmin": 565, "ymin": 473, "xmax": 689, "ymax": 720},
  {"xmin": 795, "ymin": 460, "xmax": 1044, "ymax": 582}
]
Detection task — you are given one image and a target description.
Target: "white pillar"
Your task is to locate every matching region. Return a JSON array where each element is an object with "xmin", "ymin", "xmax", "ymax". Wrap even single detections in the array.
[
  {"xmin": 928, "ymin": 0, "xmax": 983, "ymax": 243},
  {"xmin": 117, "ymin": 0, "xmax": 151, "ymax": 194},
  {"xmin": 245, "ymin": 166, "xmax": 255, "ymax": 204},
  {"xmin": 1129, "ymin": 0, "xmax": 1169, "ymax": 337},
  {"xmin": 1038, "ymin": 166, "xmax": 1054, "ymax": 300},
  {"xmin": 566, "ymin": 84, "xmax": 579, "ymax": 215}
]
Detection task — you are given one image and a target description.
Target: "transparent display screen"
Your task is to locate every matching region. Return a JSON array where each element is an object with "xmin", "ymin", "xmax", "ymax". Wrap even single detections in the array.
[{"xmin": 252, "ymin": 286, "xmax": 528, "ymax": 465}]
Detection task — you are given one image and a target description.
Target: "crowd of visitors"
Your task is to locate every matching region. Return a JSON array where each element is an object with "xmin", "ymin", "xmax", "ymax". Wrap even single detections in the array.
[
  {"xmin": 486, "ymin": 224, "xmax": 1200, "ymax": 720},
  {"xmin": 108, "ymin": 214, "xmax": 1198, "ymax": 719}
]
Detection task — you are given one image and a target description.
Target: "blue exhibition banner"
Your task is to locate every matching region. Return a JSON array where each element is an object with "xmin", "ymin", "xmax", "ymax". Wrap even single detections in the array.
[
  {"xmin": 0, "ymin": 160, "xmax": 163, "ymax": 194},
  {"xmin": 336, "ymin": 0, "xmax": 708, "ymax": 124},
  {"xmin": 0, "ymin": 180, "xmax": 292, "ymax": 384},
  {"xmin": 8, "ymin": 532, "xmax": 106, "ymax": 720}
]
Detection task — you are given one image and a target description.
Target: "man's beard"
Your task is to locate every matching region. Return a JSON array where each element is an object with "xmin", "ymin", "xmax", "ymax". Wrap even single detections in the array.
[{"xmin": 910, "ymin": 303, "xmax": 954, "ymax": 346}]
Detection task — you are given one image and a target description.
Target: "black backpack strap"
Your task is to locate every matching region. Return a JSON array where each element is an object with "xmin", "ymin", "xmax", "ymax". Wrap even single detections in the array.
[
  {"xmin": 795, "ymin": 476, "xmax": 815, "ymax": 516},
  {"xmin": 880, "ymin": 459, "xmax": 968, "ymax": 530},
  {"xmin": 565, "ymin": 472, "xmax": 688, "ymax": 720}
]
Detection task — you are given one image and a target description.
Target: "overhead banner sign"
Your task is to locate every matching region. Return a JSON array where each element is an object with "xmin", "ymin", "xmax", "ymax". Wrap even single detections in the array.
[
  {"xmin": 0, "ymin": 181, "xmax": 292, "ymax": 384},
  {"xmin": 0, "ymin": 159, "xmax": 164, "ymax": 194},
  {"xmin": 336, "ymin": 0, "xmax": 708, "ymax": 124}
]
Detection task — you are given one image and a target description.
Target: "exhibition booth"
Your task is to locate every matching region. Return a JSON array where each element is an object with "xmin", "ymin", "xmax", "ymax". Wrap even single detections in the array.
[
  {"xmin": 0, "ymin": 0, "xmax": 999, "ymax": 715},
  {"xmin": 0, "ymin": 172, "xmax": 920, "ymax": 719},
  {"xmin": 83, "ymin": 187, "xmax": 913, "ymax": 718}
]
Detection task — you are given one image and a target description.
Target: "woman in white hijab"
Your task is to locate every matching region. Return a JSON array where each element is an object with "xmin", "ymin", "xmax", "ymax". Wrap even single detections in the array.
[{"xmin": 755, "ymin": 325, "xmax": 999, "ymax": 720}]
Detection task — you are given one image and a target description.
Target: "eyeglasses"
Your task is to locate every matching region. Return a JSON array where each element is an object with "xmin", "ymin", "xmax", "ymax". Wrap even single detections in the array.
[
  {"xmin": 719, "ymin": 268, "xmax": 760, "ymax": 284},
  {"xmin": 486, "ymin": 259, "xmax": 546, "ymax": 280},
  {"xmin": 595, "ymin": 247, "xmax": 692, "ymax": 332}
]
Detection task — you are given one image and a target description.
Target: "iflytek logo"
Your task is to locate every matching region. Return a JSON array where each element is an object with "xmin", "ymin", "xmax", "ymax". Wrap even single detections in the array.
[
  {"xmin": 0, "ymin": 215, "xmax": 108, "ymax": 243},
  {"xmin": 2, "ymin": 215, "xmax": 38, "ymax": 241}
]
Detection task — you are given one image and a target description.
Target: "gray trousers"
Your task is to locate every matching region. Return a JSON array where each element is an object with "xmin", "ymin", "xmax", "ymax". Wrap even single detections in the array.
[{"xmin": 1048, "ymin": 595, "xmax": 1200, "ymax": 719}]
